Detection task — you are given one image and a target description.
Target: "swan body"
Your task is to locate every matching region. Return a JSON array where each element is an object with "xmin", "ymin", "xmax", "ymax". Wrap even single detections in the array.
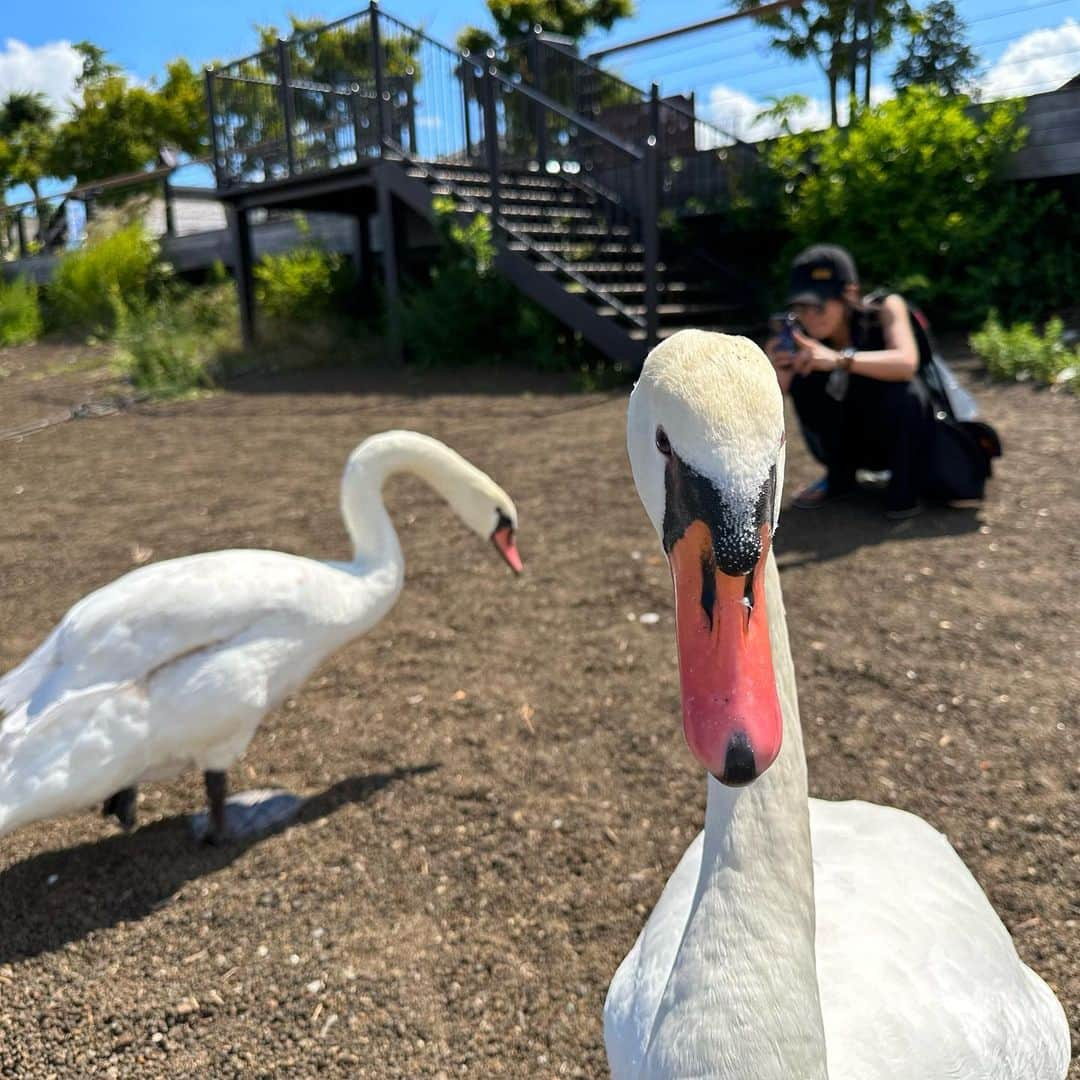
[
  {"xmin": 605, "ymin": 330, "xmax": 1069, "ymax": 1079},
  {"xmin": 0, "ymin": 430, "xmax": 522, "ymax": 841}
]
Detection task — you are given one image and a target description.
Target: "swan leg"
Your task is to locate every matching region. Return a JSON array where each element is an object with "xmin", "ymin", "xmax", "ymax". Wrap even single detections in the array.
[
  {"xmin": 102, "ymin": 787, "xmax": 138, "ymax": 831},
  {"xmin": 203, "ymin": 770, "xmax": 229, "ymax": 845}
]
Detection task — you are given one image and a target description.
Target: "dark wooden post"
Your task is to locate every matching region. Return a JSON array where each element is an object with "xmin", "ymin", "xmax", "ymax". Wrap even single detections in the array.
[
  {"xmin": 204, "ymin": 67, "xmax": 222, "ymax": 187},
  {"xmin": 349, "ymin": 89, "xmax": 366, "ymax": 160},
  {"xmin": 16, "ymin": 209, "xmax": 27, "ymax": 259},
  {"xmin": 226, "ymin": 204, "xmax": 256, "ymax": 348},
  {"xmin": 643, "ymin": 83, "xmax": 661, "ymax": 350},
  {"xmin": 370, "ymin": 1, "xmax": 388, "ymax": 153},
  {"xmin": 482, "ymin": 66, "xmax": 502, "ymax": 242},
  {"xmin": 527, "ymin": 28, "xmax": 547, "ymax": 167},
  {"xmin": 163, "ymin": 177, "xmax": 176, "ymax": 237},
  {"xmin": 375, "ymin": 169, "xmax": 402, "ymax": 363},
  {"xmin": 277, "ymin": 39, "xmax": 297, "ymax": 176},
  {"xmin": 405, "ymin": 68, "xmax": 418, "ymax": 152},
  {"xmin": 353, "ymin": 211, "xmax": 373, "ymax": 300}
]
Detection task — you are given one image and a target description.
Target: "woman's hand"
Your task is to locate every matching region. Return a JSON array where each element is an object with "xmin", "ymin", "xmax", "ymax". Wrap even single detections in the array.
[
  {"xmin": 791, "ymin": 329, "xmax": 841, "ymax": 374},
  {"xmin": 764, "ymin": 335, "xmax": 797, "ymax": 393}
]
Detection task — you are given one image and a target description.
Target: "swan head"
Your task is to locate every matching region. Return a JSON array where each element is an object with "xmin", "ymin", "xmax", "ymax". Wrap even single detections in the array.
[
  {"xmin": 627, "ymin": 330, "xmax": 786, "ymax": 786},
  {"xmin": 465, "ymin": 478, "xmax": 523, "ymax": 575}
]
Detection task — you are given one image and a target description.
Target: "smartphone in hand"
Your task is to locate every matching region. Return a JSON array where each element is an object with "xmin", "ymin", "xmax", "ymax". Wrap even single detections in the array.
[{"xmin": 769, "ymin": 311, "xmax": 803, "ymax": 355}]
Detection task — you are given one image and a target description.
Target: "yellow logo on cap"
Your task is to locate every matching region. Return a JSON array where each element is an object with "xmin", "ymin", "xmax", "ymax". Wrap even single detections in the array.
[{"xmin": 811, "ymin": 268, "xmax": 833, "ymax": 280}]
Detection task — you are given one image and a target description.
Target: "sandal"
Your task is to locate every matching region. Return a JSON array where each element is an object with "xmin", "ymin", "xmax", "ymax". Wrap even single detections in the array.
[{"xmin": 791, "ymin": 476, "xmax": 852, "ymax": 509}]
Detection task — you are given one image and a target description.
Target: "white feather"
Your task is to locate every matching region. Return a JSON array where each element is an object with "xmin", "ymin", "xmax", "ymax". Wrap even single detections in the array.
[
  {"xmin": 608, "ymin": 331, "xmax": 1070, "ymax": 1079},
  {"xmin": 0, "ymin": 431, "xmax": 518, "ymax": 838}
]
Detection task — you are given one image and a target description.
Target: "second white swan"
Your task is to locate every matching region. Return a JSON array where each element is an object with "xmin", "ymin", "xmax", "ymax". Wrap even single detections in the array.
[{"xmin": 0, "ymin": 430, "xmax": 522, "ymax": 844}]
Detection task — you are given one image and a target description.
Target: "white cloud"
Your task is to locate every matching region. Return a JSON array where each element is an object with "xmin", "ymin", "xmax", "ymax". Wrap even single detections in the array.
[
  {"xmin": 700, "ymin": 17, "xmax": 1080, "ymax": 145},
  {"xmin": 980, "ymin": 18, "xmax": 1080, "ymax": 100},
  {"xmin": 0, "ymin": 39, "xmax": 82, "ymax": 116},
  {"xmin": 703, "ymin": 82, "xmax": 893, "ymax": 143}
]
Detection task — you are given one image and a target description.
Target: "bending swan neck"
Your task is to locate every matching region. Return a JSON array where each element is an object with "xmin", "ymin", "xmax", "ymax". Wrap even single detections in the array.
[{"xmin": 341, "ymin": 431, "xmax": 477, "ymax": 570}]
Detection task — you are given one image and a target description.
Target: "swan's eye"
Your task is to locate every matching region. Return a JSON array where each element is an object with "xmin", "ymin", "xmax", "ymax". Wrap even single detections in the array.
[{"xmin": 655, "ymin": 427, "xmax": 672, "ymax": 457}]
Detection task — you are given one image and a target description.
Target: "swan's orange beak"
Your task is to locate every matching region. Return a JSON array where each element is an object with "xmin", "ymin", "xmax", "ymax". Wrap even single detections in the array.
[
  {"xmin": 663, "ymin": 458, "xmax": 782, "ymax": 785},
  {"xmin": 491, "ymin": 524, "xmax": 523, "ymax": 574},
  {"xmin": 668, "ymin": 522, "xmax": 780, "ymax": 784}
]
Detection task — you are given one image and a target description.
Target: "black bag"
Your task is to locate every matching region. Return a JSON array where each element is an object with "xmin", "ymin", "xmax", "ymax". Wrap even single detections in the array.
[{"xmin": 867, "ymin": 295, "xmax": 1003, "ymax": 501}]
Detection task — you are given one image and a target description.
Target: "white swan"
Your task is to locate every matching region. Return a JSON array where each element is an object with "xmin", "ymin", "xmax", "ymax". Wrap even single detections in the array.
[
  {"xmin": 0, "ymin": 430, "xmax": 522, "ymax": 844},
  {"xmin": 605, "ymin": 331, "xmax": 1069, "ymax": 1079}
]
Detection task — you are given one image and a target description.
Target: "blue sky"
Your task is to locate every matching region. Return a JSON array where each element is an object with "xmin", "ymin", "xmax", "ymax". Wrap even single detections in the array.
[
  {"xmin": 1, "ymin": 0, "xmax": 1077, "ymax": 200},
  {"xmin": 3, "ymin": 0, "xmax": 1077, "ymax": 104}
]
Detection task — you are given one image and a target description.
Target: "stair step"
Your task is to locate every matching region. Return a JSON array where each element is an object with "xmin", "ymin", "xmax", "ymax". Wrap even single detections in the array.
[
  {"xmin": 629, "ymin": 323, "xmax": 755, "ymax": 342},
  {"xmin": 535, "ymin": 262, "xmax": 669, "ymax": 280},
  {"xmin": 428, "ymin": 184, "xmax": 584, "ymax": 207},
  {"xmin": 413, "ymin": 167, "xmax": 569, "ymax": 191},
  {"xmin": 596, "ymin": 302, "xmax": 734, "ymax": 319},
  {"xmin": 518, "ymin": 222, "xmax": 632, "ymax": 238},
  {"xmin": 509, "ymin": 240, "xmax": 643, "ymax": 256}
]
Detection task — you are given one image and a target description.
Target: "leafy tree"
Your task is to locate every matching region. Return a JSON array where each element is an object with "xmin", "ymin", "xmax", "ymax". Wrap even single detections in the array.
[
  {"xmin": 72, "ymin": 41, "xmax": 121, "ymax": 88},
  {"xmin": 892, "ymin": 0, "xmax": 978, "ymax": 96},
  {"xmin": 0, "ymin": 91, "xmax": 56, "ymax": 214},
  {"xmin": 735, "ymin": 0, "xmax": 915, "ymax": 126},
  {"xmin": 49, "ymin": 57, "xmax": 207, "ymax": 185},
  {"xmin": 765, "ymin": 86, "xmax": 1078, "ymax": 325},
  {"xmin": 457, "ymin": 0, "xmax": 633, "ymax": 55},
  {"xmin": 754, "ymin": 93, "xmax": 812, "ymax": 136},
  {"xmin": 457, "ymin": 0, "xmax": 635, "ymax": 159}
]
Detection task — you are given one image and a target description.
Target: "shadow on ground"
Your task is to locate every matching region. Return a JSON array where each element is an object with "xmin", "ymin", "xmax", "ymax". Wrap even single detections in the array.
[
  {"xmin": 0, "ymin": 764, "xmax": 437, "ymax": 965},
  {"xmin": 775, "ymin": 490, "xmax": 983, "ymax": 569}
]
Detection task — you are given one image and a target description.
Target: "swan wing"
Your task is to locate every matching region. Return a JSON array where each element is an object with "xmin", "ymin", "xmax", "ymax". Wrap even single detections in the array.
[
  {"xmin": 3, "ymin": 549, "xmax": 329, "ymax": 721},
  {"xmin": 0, "ymin": 550, "xmax": 346, "ymax": 835},
  {"xmin": 604, "ymin": 831, "xmax": 705, "ymax": 1078},
  {"xmin": 811, "ymin": 798, "xmax": 1069, "ymax": 1080}
]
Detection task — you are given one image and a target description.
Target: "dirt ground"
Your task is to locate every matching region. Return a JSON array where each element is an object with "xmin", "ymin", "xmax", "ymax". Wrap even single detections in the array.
[{"xmin": 0, "ymin": 340, "xmax": 1076, "ymax": 1078}]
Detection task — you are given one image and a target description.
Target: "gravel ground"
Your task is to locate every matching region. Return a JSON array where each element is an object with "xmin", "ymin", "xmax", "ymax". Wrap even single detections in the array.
[{"xmin": 0, "ymin": 342, "xmax": 1076, "ymax": 1078}]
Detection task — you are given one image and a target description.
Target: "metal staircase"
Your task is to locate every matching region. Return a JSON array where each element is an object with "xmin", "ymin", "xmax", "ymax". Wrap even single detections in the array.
[{"xmin": 205, "ymin": 3, "xmax": 763, "ymax": 366}]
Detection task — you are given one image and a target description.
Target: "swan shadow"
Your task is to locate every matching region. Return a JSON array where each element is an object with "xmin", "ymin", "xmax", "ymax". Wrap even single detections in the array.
[
  {"xmin": 0, "ymin": 763, "xmax": 438, "ymax": 965},
  {"xmin": 774, "ymin": 492, "xmax": 983, "ymax": 571}
]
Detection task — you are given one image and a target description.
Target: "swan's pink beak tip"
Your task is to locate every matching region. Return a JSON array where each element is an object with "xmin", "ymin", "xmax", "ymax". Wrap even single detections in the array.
[{"xmin": 491, "ymin": 526, "xmax": 523, "ymax": 575}]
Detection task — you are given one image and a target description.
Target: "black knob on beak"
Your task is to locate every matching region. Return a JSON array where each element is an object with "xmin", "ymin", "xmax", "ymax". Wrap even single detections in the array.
[{"xmin": 720, "ymin": 730, "xmax": 757, "ymax": 786}]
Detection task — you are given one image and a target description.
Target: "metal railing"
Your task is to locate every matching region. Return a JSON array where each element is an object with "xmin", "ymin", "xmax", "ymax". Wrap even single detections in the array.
[
  {"xmin": 1, "ymin": 162, "xmax": 217, "ymax": 262},
  {"xmin": 509, "ymin": 28, "xmax": 764, "ymax": 211},
  {"xmin": 204, "ymin": 2, "xmax": 666, "ymax": 346},
  {"xmin": 478, "ymin": 67, "xmax": 657, "ymax": 338}
]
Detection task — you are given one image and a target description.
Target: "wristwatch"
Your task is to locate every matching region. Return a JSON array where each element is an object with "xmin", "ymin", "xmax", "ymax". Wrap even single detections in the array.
[{"xmin": 837, "ymin": 347, "xmax": 857, "ymax": 372}]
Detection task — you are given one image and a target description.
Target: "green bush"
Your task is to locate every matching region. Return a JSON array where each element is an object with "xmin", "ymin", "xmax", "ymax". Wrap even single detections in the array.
[
  {"xmin": 116, "ymin": 283, "xmax": 238, "ymax": 397},
  {"xmin": 766, "ymin": 87, "xmax": 1079, "ymax": 327},
  {"xmin": 401, "ymin": 200, "xmax": 581, "ymax": 370},
  {"xmin": 970, "ymin": 312, "xmax": 1079, "ymax": 392},
  {"xmin": 49, "ymin": 221, "xmax": 164, "ymax": 333},
  {"xmin": 0, "ymin": 276, "xmax": 43, "ymax": 345},
  {"xmin": 254, "ymin": 239, "xmax": 345, "ymax": 322}
]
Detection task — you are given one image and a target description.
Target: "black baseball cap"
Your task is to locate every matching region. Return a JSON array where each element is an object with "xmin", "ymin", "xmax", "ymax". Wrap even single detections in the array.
[{"xmin": 786, "ymin": 244, "xmax": 859, "ymax": 306}]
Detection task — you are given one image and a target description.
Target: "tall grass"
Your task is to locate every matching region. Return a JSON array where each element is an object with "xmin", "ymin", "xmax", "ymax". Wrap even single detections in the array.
[
  {"xmin": 115, "ymin": 284, "xmax": 238, "ymax": 397},
  {"xmin": 970, "ymin": 312, "xmax": 1079, "ymax": 393},
  {"xmin": 49, "ymin": 221, "xmax": 165, "ymax": 334},
  {"xmin": 254, "ymin": 244, "xmax": 346, "ymax": 322},
  {"xmin": 0, "ymin": 276, "xmax": 43, "ymax": 346}
]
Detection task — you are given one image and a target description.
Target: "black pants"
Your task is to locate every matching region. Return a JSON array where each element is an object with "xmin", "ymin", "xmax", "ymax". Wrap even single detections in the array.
[{"xmin": 789, "ymin": 371, "xmax": 934, "ymax": 512}]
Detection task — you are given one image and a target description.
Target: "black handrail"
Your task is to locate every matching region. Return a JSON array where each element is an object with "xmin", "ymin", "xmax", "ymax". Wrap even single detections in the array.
[
  {"xmin": 522, "ymin": 29, "xmax": 745, "ymax": 150},
  {"xmin": 202, "ymin": 3, "xmax": 663, "ymax": 350},
  {"xmin": 489, "ymin": 71, "xmax": 644, "ymax": 160}
]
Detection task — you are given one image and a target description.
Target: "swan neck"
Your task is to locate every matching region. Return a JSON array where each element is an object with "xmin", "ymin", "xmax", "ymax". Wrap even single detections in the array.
[
  {"xmin": 646, "ymin": 550, "xmax": 828, "ymax": 1079},
  {"xmin": 341, "ymin": 431, "xmax": 483, "ymax": 570}
]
